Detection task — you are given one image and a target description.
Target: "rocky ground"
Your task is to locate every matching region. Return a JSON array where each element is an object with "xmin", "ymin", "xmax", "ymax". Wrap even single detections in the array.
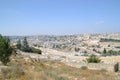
[
  {"xmin": 16, "ymin": 48, "xmax": 120, "ymax": 72},
  {"xmin": 1, "ymin": 54, "xmax": 120, "ymax": 80},
  {"xmin": 1, "ymin": 48, "xmax": 120, "ymax": 80}
]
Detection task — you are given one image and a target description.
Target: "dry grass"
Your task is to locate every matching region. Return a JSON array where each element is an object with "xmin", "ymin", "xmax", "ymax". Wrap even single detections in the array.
[{"xmin": 0, "ymin": 55, "xmax": 120, "ymax": 80}]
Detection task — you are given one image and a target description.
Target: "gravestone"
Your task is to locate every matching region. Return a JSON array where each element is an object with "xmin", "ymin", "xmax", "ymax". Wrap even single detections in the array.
[{"xmin": 114, "ymin": 63, "xmax": 119, "ymax": 72}]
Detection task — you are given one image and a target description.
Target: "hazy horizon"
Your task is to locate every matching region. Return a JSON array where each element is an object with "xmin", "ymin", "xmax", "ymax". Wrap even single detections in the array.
[{"xmin": 0, "ymin": 0, "xmax": 120, "ymax": 36}]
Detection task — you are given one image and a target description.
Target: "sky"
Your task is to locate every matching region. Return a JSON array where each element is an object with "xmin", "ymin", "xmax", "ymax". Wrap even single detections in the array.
[{"xmin": 0, "ymin": 0, "xmax": 120, "ymax": 36}]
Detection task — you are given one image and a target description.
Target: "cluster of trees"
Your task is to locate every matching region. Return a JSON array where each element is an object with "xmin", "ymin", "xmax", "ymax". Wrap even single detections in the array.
[
  {"xmin": 102, "ymin": 48, "xmax": 120, "ymax": 56},
  {"xmin": 17, "ymin": 37, "xmax": 42, "ymax": 54},
  {"xmin": 0, "ymin": 34, "xmax": 13, "ymax": 65},
  {"xmin": 0, "ymin": 35, "xmax": 41, "ymax": 65},
  {"xmin": 100, "ymin": 38, "xmax": 120, "ymax": 42}
]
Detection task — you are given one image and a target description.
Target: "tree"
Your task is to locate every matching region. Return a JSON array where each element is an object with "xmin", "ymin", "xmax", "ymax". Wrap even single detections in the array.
[
  {"xmin": 16, "ymin": 39, "xmax": 21, "ymax": 49},
  {"xmin": 20, "ymin": 37, "xmax": 42, "ymax": 54},
  {"xmin": 21, "ymin": 37, "xmax": 31, "ymax": 52},
  {"xmin": 103, "ymin": 48, "xmax": 107, "ymax": 53},
  {"xmin": 0, "ymin": 34, "xmax": 12, "ymax": 65},
  {"xmin": 93, "ymin": 48, "xmax": 97, "ymax": 52},
  {"xmin": 75, "ymin": 47, "xmax": 80, "ymax": 52}
]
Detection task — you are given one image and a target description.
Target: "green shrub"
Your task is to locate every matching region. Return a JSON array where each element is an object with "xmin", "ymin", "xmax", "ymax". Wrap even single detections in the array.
[
  {"xmin": 45, "ymin": 71, "xmax": 59, "ymax": 79},
  {"xmin": 86, "ymin": 55, "xmax": 101, "ymax": 63},
  {"xmin": 45, "ymin": 71, "xmax": 68, "ymax": 80},
  {"xmin": 108, "ymin": 50, "xmax": 113, "ymax": 54},
  {"xmin": 30, "ymin": 47, "xmax": 42, "ymax": 54},
  {"xmin": 59, "ymin": 76, "xmax": 68, "ymax": 80},
  {"xmin": 101, "ymin": 68, "xmax": 107, "ymax": 72},
  {"xmin": 80, "ymin": 66, "xmax": 88, "ymax": 70}
]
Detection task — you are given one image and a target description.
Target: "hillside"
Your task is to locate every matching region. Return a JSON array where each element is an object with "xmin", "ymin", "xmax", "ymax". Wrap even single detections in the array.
[{"xmin": 0, "ymin": 53, "xmax": 120, "ymax": 80}]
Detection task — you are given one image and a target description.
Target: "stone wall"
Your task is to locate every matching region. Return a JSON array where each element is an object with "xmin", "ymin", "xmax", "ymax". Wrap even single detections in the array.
[{"xmin": 66, "ymin": 62, "xmax": 120, "ymax": 72}]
